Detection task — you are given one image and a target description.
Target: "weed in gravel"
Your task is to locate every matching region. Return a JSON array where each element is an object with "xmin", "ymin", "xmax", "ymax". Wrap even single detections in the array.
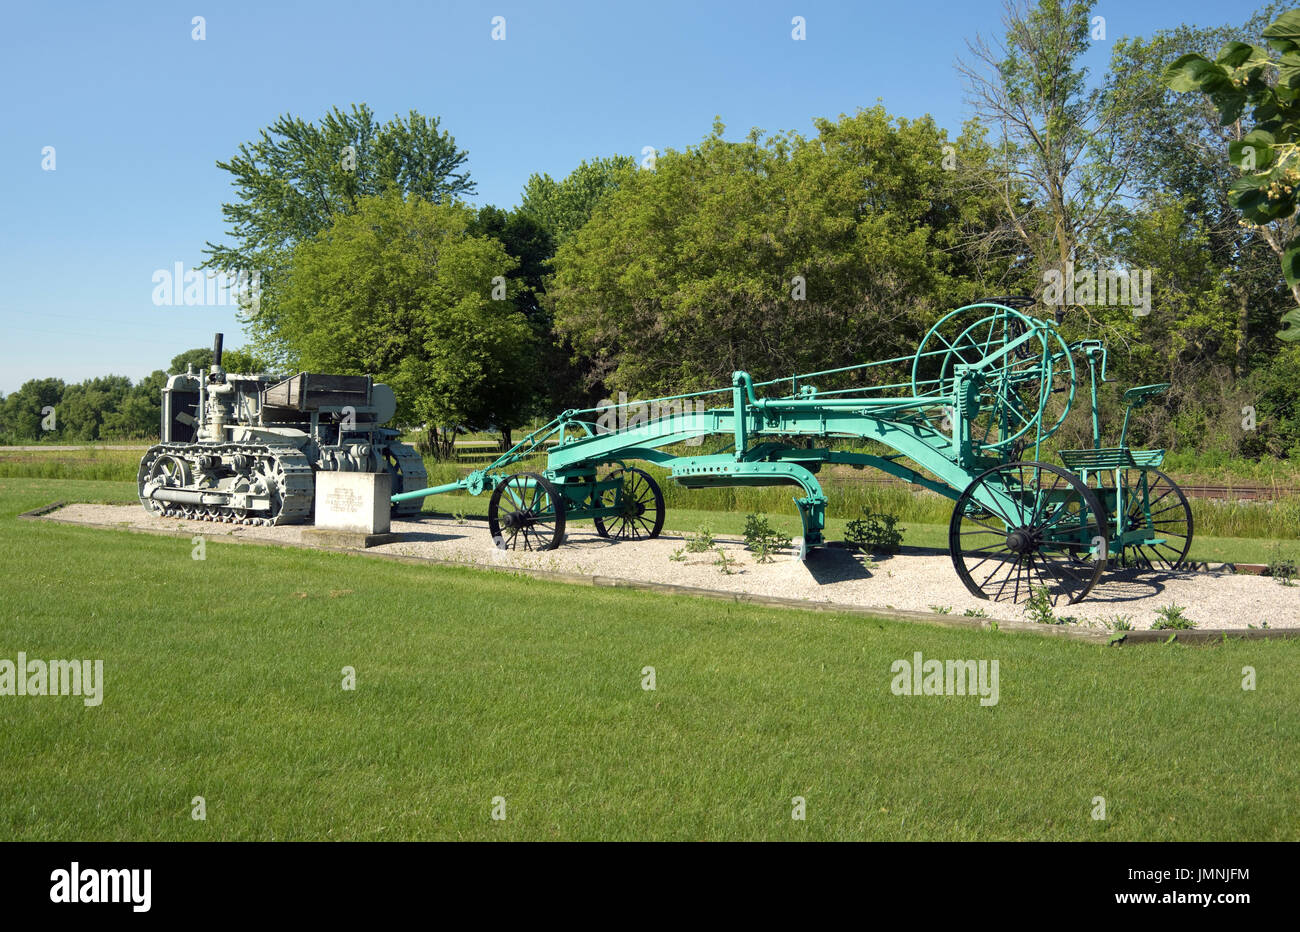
[
  {"xmin": 1151, "ymin": 604, "xmax": 1196, "ymax": 630},
  {"xmin": 713, "ymin": 547, "xmax": 736, "ymax": 575},
  {"xmin": 962, "ymin": 607, "xmax": 989, "ymax": 617},
  {"xmin": 684, "ymin": 524, "xmax": 716, "ymax": 554},
  {"xmin": 1024, "ymin": 587, "xmax": 1062, "ymax": 625},
  {"xmin": 743, "ymin": 513, "xmax": 792, "ymax": 563},
  {"xmin": 929, "ymin": 605, "xmax": 953, "ymax": 614},
  {"xmin": 1266, "ymin": 546, "xmax": 1297, "ymax": 587},
  {"xmin": 845, "ymin": 509, "xmax": 904, "ymax": 554}
]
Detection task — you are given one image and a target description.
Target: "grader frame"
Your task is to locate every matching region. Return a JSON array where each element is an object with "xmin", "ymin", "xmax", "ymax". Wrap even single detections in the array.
[{"xmin": 392, "ymin": 300, "xmax": 1192, "ymax": 606}]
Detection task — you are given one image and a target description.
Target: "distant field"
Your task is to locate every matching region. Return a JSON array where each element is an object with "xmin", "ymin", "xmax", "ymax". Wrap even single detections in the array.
[
  {"xmin": 3, "ymin": 446, "xmax": 1299, "ymax": 544},
  {"xmin": 0, "ymin": 477, "xmax": 1297, "ymax": 841}
]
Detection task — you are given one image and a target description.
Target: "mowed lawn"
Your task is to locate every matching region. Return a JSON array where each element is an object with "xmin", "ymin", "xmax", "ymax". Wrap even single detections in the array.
[{"xmin": 0, "ymin": 478, "xmax": 1297, "ymax": 841}]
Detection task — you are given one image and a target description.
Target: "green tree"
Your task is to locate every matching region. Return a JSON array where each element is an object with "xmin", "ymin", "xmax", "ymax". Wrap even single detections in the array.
[
  {"xmin": 958, "ymin": 0, "xmax": 1138, "ymax": 284},
  {"xmin": 518, "ymin": 155, "xmax": 636, "ymax": 248},
  {"xmin": 203, "ymin": 104, "xmax": 476, "ymax": 364},
  {"xmin": 58, "ymin": 376, "xmax": 132, "ymax": 441},
  {"xmin": 548, "ymin": 113, "xmax": 1005, "ymax": 398},
  {"xmin": 102, "ymin": 371, "xmax": 167, "ymax": 440},
  {"xmin": 0, "ymin": 378, "xmax": 64, "ymax": 440},
  {"xmin": 276, "ymin": 191, "xmax": 536, "ymax": 454},
  {"xmin": 1163, "ymin": 6, "xmax": 1300, "ymax": 339},
  {"xmin": 169, "ymin": 348, "xmax": 213, "ymax": 374},
  {"xmin": 1108, "ymin": 7, "xmax": 1288, "ymax": 371},
  {"xmin": 220, "ymin": 347, "xmax": 273, "ymax": 374}
]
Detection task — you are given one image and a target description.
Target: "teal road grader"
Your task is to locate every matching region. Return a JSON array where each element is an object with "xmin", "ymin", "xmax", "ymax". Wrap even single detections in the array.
[{"xmin": 391, "ymin": 299, "xmax": 1192, "ymax": 607}]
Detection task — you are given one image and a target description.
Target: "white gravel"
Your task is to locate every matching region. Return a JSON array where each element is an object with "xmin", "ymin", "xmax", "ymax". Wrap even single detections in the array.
[{"xmin": 43, "ymin": 503, "xmax": 1300, "ymax": 631}]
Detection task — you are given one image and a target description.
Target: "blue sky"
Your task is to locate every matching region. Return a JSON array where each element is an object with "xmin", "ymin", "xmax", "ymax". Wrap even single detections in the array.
[{"xmin": 0, "ymin": 0, "xmax": 1245, "ymax": 393}]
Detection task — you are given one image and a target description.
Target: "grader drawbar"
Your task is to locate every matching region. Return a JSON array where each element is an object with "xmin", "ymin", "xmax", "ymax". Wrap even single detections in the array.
[{"xmin": 395, "ymin": 300, "xmax": 1192, "ymax": 606}]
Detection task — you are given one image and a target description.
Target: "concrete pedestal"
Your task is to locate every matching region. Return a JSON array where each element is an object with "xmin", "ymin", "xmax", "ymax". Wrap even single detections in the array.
[{"xmin": 309, "ymin": 472, "xmax": 395, "ymax": 547}]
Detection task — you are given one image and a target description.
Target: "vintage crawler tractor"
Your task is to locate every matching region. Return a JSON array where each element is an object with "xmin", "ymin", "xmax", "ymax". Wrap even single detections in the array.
[
  {"xmin": 137, "ymin": 334, "xmax": 427, "ymax": 524},
  {"xmin": 391, "ymin": 299, "xmax": 1191, "ymax": 607}
]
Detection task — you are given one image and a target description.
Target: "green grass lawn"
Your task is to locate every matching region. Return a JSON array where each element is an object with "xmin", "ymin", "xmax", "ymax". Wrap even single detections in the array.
[{"xmin": 0, "ymin": 477, "xmax": 1297, "ymax": 841}]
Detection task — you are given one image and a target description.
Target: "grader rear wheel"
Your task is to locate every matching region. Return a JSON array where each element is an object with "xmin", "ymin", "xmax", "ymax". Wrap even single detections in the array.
[
  {"xmin": 1077, "ymin": 467, "xmax": 1193, "ymax": 571},
  {"xmin": 594, "ymin": 467, "xmax": 665, "ymax": 541},
  {"xmin": 950, "ymin": 461, "xmax": 1108, "ymax": 606},
  {"xmin": 488, "ymin": 472, "xmax": 567, "ymax": 551}
]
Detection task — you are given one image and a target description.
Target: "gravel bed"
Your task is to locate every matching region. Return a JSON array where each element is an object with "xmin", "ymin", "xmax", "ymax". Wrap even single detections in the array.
[{"xmin": 44, "ymin": 503, "xmax": 1300, "ymax": 631}]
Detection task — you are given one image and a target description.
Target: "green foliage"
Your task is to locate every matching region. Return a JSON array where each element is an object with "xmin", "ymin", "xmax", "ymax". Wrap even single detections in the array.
[
  {"xmin": 518, "ymin": 155, "xmax": 636, "ymax": 248},
  {"xmin": 683, "ymin": 524, "xmax": 716, "ymax": 553},
  {"xmin": 742, "ymin": 513, "xmax": 792, "ymax": 563},
  {"xmin": 169, "ymin": 345, "xmax": 269, "ymax": 376},
  {"xmin": 202, "ymin": 104, "xmax": 475, "ymax": 363},
  {"xmin": 220, "ymin": 347, "xmax": 273, "ymax": 374},
  {"xmin": 548, "ymin": 111, "xmax": 1004, "ymax": 396},
  {"xmin": 275, "ymin": 191, "xmax": 535, "ymax": 450},
  {"xmin": 1109, "ymin": 615, "xmax": 1135, "ymax": 631},
  {"xmin": 845, "ymin": 509, "xmax": 905, "ymax": 553},
  {"xmin": 169, "ymin": 347, "xmax": 212, "ymax": 374},
  {"xmin": 712, "ymin": 547, "xmax": 736, "ymax": 575},
  {"xmin": 929, "ymin": 605, "xmax": 953, "ymax": 614},
  {"xmin": 1024, "ymin": 586, "xmax": 1061, "ymax": 625},
  {"xmin": 1266, "ymin": 544, "xmax": 1298, "ymax": 585},
  {"xmin": 1163, "ymin": 9, "xmax": 1300, "ymax": 339},
  {"xmin": 0, "ymin": 374, "xmax": 164, "ymax": 443},
  {"xmin": 963, "ymin": 607, "xmax": 989, "ymax": 617},
  {"xmin": 1151, "ymin": 604, "xmax": 1197, "ymax": 629}
]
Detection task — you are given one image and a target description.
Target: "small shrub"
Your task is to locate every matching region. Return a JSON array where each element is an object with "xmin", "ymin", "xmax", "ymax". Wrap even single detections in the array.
[
  {"xmin": 1150, "ymin": 604, "xmax": 1196, "ymax": 630},
  {"xmin": 1024, "ymin": 586, "xmax": 1060, "ymax": 625},
  {"xmin": 713, "ymin": 547, "xmax": 736, "ymax": 575},
  {"xmin": 1266, "ymin": 546, "xmax": 1297, "ymax": 587},
  {"xmin": 844, "ymin": 509, "xmax": 904, "ymax": 554},
  {"xmin": 684, "ymin": 524, "xmax": 715, "ymax": 553},
  {"xmin": 742, "ymin": 513, "xmax": 792, "ymax": 563}
]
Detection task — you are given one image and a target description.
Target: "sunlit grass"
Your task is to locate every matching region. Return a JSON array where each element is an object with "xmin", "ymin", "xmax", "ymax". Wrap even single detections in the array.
[{"xmin": 0, "ymin": 478, "xmax": 1297, "ymax": 841}]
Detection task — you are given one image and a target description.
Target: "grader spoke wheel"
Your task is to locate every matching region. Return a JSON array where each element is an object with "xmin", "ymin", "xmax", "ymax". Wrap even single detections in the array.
[
  {"xmin": 594, "ymin": 467, "xmax": 665, "ymax": 541},
  {"xmin": 488, "ymin": 472, "xmax": 566, "ymax": 551},
  {"xmin": 950, "ymin": 461, "xmax": 1108, "ymax": 606},
  {"xmin": 1120, "ymin": 468, "xmax": 1193, "ymax": 571},
  {"xmin": 911, "ymin": 303, "xmax": 1075, "ymax": 457}
]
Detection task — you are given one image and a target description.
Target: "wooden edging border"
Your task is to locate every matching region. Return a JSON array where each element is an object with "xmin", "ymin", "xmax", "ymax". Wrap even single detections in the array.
[{"xmin": 19, "ymin": 502, "xmax": 1298, "ymax": 646}]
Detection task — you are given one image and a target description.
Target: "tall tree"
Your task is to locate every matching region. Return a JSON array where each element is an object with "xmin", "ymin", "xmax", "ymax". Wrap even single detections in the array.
[
  {"xmin": 276, "ymin": 191, "xmax": 535, "ymax": 454},
  {"xmin": 202, "ymin": 104, "xmax": 475, "ymax": 363},
  {"xmin": 518, "ymin": 155, "xmax": 636, "ymax": 248},
  {"xmin": 958, "ymin": 0, "xmax": 1134, "ymax": 284},
  {"xmin": 548, "ymin": 112, "xmax": 1004, "ymax": 398}
]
